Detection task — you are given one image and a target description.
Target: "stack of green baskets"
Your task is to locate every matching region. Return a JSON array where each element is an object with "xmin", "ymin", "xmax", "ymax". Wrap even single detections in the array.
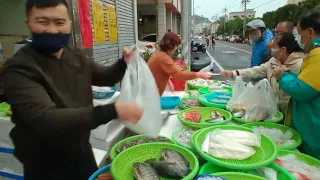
[
  {"xmin": 110, "ymin": 143, "xmax": 200, "ymax": 180},
  {"xmin": 242, "ymin": 122, "xmax": 302, "ymax": 150},
  {"xmin": 110, "ymin": 134, "xmax": 174, "ymax": 160},
  {"xmin": 178, "ymin": 107, "xmax": 232, "ymax": 128},
  {"xmin": 232, "ymin": 111, "xmax": 284, "ymax": 124}
]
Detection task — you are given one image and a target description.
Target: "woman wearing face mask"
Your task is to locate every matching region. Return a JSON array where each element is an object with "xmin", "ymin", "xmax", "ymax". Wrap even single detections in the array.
[
  {"xmin": 273, "ymin": 10, "xmax": 320, "ymax": 160},
  {"xmin": 220, "ymin": 32, "xmax": 304, "ymax": 118},
  {"xmin": 148, "ymin": 32, "xmax": 212, "ymax": 96}
]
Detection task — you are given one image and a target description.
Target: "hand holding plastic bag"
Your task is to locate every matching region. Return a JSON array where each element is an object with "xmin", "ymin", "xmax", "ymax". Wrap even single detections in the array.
[
  {"xmin": 227, "ymin": 76, "xmax": 246, "ymax": 111},
  {"xmin": 118, "ymin": 50, "xmax": 163, "ymax": 137}
]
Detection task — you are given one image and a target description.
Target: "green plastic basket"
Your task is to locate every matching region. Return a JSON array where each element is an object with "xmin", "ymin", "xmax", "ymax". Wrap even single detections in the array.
[
  {"xmin": 232, "ymin": 111, "xmax": 284, "ymax": 124},
  {"xmin": 186, "ymin": 90, "xmax": 200, "ymax": 98},
  {"xmin": 192, "ymin": 125, "xmax": 278, "ymax": 170},
  {"xmin": 242, "ymin": 122, "xmax": 302, "ymax": 150},
  {"xmin": 187, "ymin": 80, "xmax": 221, "ymax": 90},
  {"xmin": 178, "ymin": 107, "xmax": 232, "ymax": 128},
  {"xmin": 212, "ymin": 172, "xmax": 267, "ymax": 180},
  {"xmin": 172, "ymin": 126, "xmax": 198, "ymax": 151},
  {"xmin": 199, "ymin": 162, "xmax": 294, "ymax": 180},
  {"xmin": 110, "ymin": 143, "xmax": 199, "ymax": 180},
  {"xmin": 277, "ymin": 149, "xmax": 320, "ymax": 167},
  {"xmin": 110, "ymin": 135, "xmax": 174, "ymax": 160},
  {"xmin": 0, "ymin": 102, "xmax": 12, "ymax": 116},
  {"xmin": 199, "ymin": 87, "xmax": 232, "ymax": 95},
  {"xmin": 198, "ymin": 87, "xmax": 212, "ymax": 95},
  {"xmin": 178, "ymin": 97, "xmax": 203, "ymax": 110},
  {"xmin": 198, "ymin": 94, "xmax": 229, "ymax": 109}
]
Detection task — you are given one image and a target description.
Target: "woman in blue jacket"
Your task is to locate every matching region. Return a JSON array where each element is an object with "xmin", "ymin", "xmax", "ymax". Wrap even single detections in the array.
[{"xmin": 273, "ymin": 10, "xmax": 320, "ymax": 160}]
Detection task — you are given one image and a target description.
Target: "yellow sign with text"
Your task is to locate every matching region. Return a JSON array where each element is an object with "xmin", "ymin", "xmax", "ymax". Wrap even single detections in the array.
[
  {"xmin": 106, "ymin": 4, "xmax": 118, "ymax": 42},
  {"xmin": 92, "ymin": 0, "xmax": 106, "ymax": 44}
]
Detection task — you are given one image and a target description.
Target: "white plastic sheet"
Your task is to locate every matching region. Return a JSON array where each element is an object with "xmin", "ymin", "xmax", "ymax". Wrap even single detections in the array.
[
  {"xmin": 203, "ymin": 129, "xmax": 260, "ymax": 160},
  {"xmin": 118, "ymin": 50, "xmax": 163, "ymax": 137}
]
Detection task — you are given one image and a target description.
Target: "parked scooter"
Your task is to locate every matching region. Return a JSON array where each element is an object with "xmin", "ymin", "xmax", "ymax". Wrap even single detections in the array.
[{"xmin": 191, "ymin": 40, "xmax": 206, "ymax": 53}]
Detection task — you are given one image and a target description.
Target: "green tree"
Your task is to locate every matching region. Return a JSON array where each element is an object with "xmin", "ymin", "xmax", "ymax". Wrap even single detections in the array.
[{"xmin": 262, "ymin": 0, "xmax": 320, "ymax": 28}]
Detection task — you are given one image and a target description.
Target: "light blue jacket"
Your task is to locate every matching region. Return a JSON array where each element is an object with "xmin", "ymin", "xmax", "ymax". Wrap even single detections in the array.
[
  {"xmin": 251, "ymin": 30, "xmax": 273, "ymax": 67},
  {"xmin": 278, "ymin": 72, "xmax": 320, "ymax": 160}
]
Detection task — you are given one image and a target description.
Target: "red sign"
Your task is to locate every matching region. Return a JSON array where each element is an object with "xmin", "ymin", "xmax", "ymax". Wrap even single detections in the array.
[{"xmin": 78, "ymin": 0, "xmax": 93, "ymax": 48}]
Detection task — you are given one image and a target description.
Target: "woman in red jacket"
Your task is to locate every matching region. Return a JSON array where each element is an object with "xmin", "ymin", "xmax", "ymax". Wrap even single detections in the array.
[{"xmin": 148, "ymin": 32, "xmax": 212, "ymax": 96}]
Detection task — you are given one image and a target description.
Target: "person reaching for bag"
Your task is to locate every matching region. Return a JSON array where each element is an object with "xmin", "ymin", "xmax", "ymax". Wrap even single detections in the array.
[{"xmin": 220, "ymin": 32, "xmax": 305, "ymax": 120}]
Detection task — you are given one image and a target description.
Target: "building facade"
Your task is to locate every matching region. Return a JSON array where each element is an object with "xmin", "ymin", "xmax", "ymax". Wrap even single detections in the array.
[
  {"xmin": 137, "ymin": 0, "xmax": 181, "ymax": 41},
  {"xmin": 229, "ymin": 9, "xmax": 256, "ymax": 20}
]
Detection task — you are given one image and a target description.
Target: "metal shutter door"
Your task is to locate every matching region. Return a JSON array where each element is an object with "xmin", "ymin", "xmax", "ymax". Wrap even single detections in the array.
[
  {"xmin": 90, "ymin": 0, "xmax": 119, "ymax": 66},
  {"xmin": 116, "ymin": 0, "xmax": 135, "ymax": 54}
]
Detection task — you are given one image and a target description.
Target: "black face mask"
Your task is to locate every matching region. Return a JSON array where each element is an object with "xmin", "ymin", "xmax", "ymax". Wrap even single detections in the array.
[{"xmin": 31, "ymin": 33, "xmax": 70, "ymax": 54}]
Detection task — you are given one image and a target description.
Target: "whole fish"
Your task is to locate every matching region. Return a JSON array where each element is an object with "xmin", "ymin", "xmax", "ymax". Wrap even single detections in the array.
[
  {"xmin": 162, "ymin": 149, "xmax": 191, "ymax": 176},
  {"xmin": 205, "ymin": 110, "xmax": 225, "ymax": 123},
  {"xmin": 133, "ymin": 162, "xmax": 160, "ymax": 180},
  {"xmin": 145, "ymin": 159, "xmax": 185, "ymax": 179}
]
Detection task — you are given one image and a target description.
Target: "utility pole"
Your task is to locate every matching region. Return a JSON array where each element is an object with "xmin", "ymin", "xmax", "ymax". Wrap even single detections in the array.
[
  {"xmin": 242, "ymin": 0, "xmax": 250, "ymax": 38},
  {"xmin": 222, "ymin": 6, "xmax": 228, "ymax": 38},
  {"xmin": 193, "ymin": 0, "xmax": 195, "ymax": 37}
]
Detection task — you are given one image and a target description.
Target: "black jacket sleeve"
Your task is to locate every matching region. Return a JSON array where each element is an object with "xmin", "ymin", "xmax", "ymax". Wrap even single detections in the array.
[
  {"xmin": 91, "ymin": 58, "xmax": 127, "ymax": 86},
  {"xmin": 2, "ymin": 70, "xmax": 118, "ymax": 136}
]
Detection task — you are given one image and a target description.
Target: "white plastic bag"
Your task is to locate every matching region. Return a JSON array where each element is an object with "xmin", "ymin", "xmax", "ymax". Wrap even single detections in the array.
[
  {"xmin": 226, "ymin": 76, "xmax": 246, "ymax": 111},
  {"xmin": 118, "ymin": 51, "xmax": 163, "ymax": 137},
  {"xmin": 240, "ymin": 79, "xmax": 277, "ymax": 122},
  {"xmin": 207, "ymin": 129, "xmax": 256, "ymax": 160}
]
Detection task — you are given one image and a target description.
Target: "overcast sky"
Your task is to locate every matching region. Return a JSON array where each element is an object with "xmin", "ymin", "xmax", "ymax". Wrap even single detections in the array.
[{"xmin": 193, "ymin": 0, "xmax": 287, "ymax": 20}]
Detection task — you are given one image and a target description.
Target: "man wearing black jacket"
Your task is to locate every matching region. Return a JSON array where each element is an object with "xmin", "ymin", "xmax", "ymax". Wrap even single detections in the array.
[{"xmin": 1, "ymin": 0, "xmax": 142, "ymax": 179}]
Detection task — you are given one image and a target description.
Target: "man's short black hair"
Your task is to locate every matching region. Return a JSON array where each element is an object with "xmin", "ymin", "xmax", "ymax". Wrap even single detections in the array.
[
  {"xmin": 299, "ymin": 10, "xmax": 320, "ymax": 34},
  {"xmin": 26, "ymin": 0, "xmax": 69, "ymax": 16}
]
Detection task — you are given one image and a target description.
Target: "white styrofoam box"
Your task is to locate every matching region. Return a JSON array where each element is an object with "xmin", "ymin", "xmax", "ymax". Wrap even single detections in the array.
[
  {"xmin": 90, "ymin": 122, "xmax": 125, "ymax": 152},
  {"xmin": 0, "ymin": 148, "xmax": 23, "ymax": 180},
  {"xmin": 0, "ymin": 116, "xmax": 14, "ymax": 149},
  {"xmin": 92, "ymin": 148, "xmax": 108, "ymax": 168}
]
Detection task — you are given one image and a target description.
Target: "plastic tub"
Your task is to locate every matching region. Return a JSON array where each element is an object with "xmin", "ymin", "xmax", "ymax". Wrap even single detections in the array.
[
  {"xmin": 88, "ymin": 164, "xmax": 111, "ymax": 180},
  {"xmin": 160, "ymin": 96, "xmax": 180, "ymax": 109}
]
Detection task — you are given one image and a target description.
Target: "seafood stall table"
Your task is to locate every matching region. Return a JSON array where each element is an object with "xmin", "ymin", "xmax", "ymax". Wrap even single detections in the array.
[{"xmin": 159, "ymin": 91, "xmax": 241, "ymax": 138}]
